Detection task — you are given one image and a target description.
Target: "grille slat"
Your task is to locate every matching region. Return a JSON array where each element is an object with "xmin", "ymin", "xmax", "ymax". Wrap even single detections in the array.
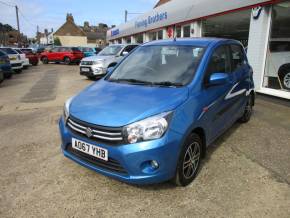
[
  {"xmin": 66, "ymin": 144, "xmax": 127, "ymax": 174},
  {"xmin": 67, "ymin": 116, "xmax": 124, "ymax": 144}
]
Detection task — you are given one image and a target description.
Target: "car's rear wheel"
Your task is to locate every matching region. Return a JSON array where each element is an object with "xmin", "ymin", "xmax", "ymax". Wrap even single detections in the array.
[
  {"xmin": 174, "ymin": 133, "xmax": 202, "ymax": 186},
  {"xmin": 41, "ymin": 56, "xmax": 48, "ymax": 64},
  {"xmin": 64, "ymin": 57, "xmax": 71, "ymax": 65},
  {"xmin": 278, "ymin": 65, "xmax": 290, "ymax": 91},
  {"xmin": 239, "ymin": 94, "xmax": 254, "ymax": 123}
]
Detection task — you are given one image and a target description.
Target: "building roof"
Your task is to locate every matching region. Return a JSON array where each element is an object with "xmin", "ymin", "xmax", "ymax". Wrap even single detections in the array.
[
  {"xmin": 54, "ymin": 14, "xmax": 86, "ymax": 37},
  {"xmin": 154, "ymin": 0, "xmax": 171, "ymax": 8},
  {"xmin": 107, "ymin": 0, "xmax": 276, "ymax": 41}
]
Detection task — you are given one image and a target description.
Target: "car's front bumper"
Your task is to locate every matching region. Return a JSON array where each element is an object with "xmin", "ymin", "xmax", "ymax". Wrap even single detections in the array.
[
  {"xmin": 80, "ymin": 66, "xmax": 106, "ymax": 77},
  {"xmin": 59, "ymin": 117, "xmax": 183, "ymax": 184}
]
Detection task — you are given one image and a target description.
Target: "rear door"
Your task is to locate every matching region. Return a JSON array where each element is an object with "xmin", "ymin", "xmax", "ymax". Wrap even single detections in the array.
[{"xmin": 228, "ymin": 44, "xmax": 251, "ymax": 118}]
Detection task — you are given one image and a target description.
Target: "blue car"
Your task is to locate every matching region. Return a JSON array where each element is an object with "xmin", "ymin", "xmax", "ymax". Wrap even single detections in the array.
[
  {"xmin": 0, "ymin": 50, "xmax": 13, "ymax": 79},
  {"xmin": 59, "ymin": 38, "xmax": 255, "ymax": 186},
  {"xmin": 79, "ymin": 47, "xmax": 102, "ymax": 57}
]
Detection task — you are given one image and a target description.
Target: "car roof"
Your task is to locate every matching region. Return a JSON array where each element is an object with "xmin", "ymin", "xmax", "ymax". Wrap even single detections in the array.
[{"xmin": 142, "ymin": 38, "xmax": 239, "ymax": 47}]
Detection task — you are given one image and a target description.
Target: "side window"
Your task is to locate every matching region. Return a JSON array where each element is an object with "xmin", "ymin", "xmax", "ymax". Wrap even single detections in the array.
[
  {"xmin": 230, "ymin": 44, "xmax": 245, "ymax": 72},
  {"xmin": 122, "ymin": 45, "xmax": 137, "ymax": 54},
  {"xmin": 51, "ymin": 47, "xmax": 59, "ymax": 52},
  {"xmin": 205, "ymin": 45, "xmax": 231, "ymax": 84}
]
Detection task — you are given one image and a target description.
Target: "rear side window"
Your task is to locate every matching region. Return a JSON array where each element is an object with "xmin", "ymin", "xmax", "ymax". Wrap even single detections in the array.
[
  {"xmin": 230, "ymin": 44, "xmax": 245, "ymax": 72},
  {"xmin": 0, "ymin": 48, "xmax": 18, "ymax": 55},
  {"xmin": 72, "ymin": 47, "xmax": 81, "ymax": 52},
  {"xmin": 123, "ymin": 45, "xmax": 138, "ymax": 54}
]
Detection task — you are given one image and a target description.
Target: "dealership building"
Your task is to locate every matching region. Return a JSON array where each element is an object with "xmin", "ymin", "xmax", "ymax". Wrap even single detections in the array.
[{"xmin": 107, "ymin": 0, "xmax": 290, "ymax": 99}]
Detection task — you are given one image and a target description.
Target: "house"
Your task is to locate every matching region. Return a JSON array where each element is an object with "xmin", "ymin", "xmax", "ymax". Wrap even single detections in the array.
[
  {"xmin": 80, "ymin": 22, "xmax": 108, "ymax": 47},
  {"xmin": 54, "ymin": 14, "xmax": 87, "ymax": 46},
  {"xmin": 37, "ymin": 29, "xmax": 54, "ymax": 45}
]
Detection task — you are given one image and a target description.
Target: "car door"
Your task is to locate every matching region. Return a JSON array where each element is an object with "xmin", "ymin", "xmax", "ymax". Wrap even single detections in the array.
[
  {"xmin": 48, "ymin": 47, "xmax": 59, "ymax": 61},
  {"xmin": 199, "ymin": 44, "xmax": 237, "ymax": 141},
  {"xmin": 228, "ymin": 44, "xmax": 251, "ymax": 120}
]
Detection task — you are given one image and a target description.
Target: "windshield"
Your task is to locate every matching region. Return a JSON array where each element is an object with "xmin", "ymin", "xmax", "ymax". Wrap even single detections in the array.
[
  {"xmin": 0, "ymin": 48, "xmax": 18, "ymax": 55},
  {"xmin": 108, "ymin": 45, "xmax": 205, "ymax": 86},
  {"xmin": 98, "ymin": 45, "xmax": 123, "ymax": 56}
]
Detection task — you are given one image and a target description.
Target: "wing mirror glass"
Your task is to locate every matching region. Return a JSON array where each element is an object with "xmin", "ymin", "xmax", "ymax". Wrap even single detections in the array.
[{"xmin": 121, "ymin": 51, "xmax": 129, "ymax": 56}]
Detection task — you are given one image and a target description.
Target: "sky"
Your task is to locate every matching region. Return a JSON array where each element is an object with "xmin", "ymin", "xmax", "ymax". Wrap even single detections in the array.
[{"xmin": 0, "ymin": 0, "xmax": 157, "ymax": 37}]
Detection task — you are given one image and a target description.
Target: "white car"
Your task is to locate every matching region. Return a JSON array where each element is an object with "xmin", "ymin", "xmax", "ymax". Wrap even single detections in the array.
[
  {"xmin": 265, "ymin": 39, "xmax": 290, "ymax": 91},
  {"xmin": 0, "ymin": 47, "xmax": 23, "ymax": 73},
  {"xmin": 79, "ymin": 44, "xmax": 139, "ymax": 79},
  {"xmin": 14, "ymin": 48, "xmax": 30, "ymax": 69}
]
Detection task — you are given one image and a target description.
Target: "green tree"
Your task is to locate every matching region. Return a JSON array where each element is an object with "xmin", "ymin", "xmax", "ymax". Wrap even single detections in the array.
[{"xmin": 54, "ymin": 37, "xmax": 61, "ymax": 46}]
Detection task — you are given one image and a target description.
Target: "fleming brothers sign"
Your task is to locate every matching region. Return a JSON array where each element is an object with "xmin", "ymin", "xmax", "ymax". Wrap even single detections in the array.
[
  {"xmin": 111, "ymin": 29, "xmax": 120, "ymax": 37},
  {"xmin": 135, "ymin": 12, "xmax": 168, "ymax": 28}
]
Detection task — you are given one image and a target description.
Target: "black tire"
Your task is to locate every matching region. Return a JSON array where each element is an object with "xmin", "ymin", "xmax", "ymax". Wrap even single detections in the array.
[
  {"xmin": 14, "ymin": 69, "xmax": 22, "ymax": 74},
  {"xmin": 174, "ymin": 133, "xmax": 202, "ymax": 186},
  {"xmin": 64, "ymin": 57, "xmax": 71, "ymax": 65},
  {"xmin": 278, "ymin": 66, "xmax": 290, "ymax": 91},
  {"xmin": 239, "ymin": 93, "xmax": 254, "ymax": 123},
  {"xmin": 4, "ymin": 72, "xmax": 12, "ymax": 79},
  {"xmin": 41, "ymin": 56, "xmax": 48, "ymax": 64}
]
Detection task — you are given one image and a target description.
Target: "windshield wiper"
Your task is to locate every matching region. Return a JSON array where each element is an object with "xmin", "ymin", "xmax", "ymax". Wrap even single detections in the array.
[
  {"xmin": 109, "ymin": 78, "xmax": 153, "ymax": 85},
  {"xmin": 152, "ymin": 81, "xmax": 183, "ymax": 87}
]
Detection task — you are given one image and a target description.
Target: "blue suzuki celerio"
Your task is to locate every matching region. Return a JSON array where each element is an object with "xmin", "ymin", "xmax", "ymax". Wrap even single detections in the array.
[{"xmin": 59, "ymin": 38, "xmax": 255, "ymax": 186}]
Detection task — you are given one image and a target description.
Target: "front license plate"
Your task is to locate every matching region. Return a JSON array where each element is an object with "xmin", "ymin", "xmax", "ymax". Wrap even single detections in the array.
[
  {"xmin": 72, "ymin": 138, "xmax": 108, "ymax": 161},
  {"xmin": 81, "ymin": 67, "xmax": 90, "ymax": 72}
]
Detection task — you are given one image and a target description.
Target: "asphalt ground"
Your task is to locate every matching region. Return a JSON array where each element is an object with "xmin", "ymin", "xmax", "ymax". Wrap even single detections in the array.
[{"xmin": 0, "ymin": 64, "xmax": 289, "ymax": 218}]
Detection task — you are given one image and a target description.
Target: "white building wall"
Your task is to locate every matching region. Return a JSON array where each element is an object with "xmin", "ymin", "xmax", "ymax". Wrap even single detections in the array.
[
  {"xmin": 191, "ymin": 21, "xmax": 202, "ymax": 37},
  {"xmin": 247, "ymin": 6, "xmax": 272, "ymax": 91}
]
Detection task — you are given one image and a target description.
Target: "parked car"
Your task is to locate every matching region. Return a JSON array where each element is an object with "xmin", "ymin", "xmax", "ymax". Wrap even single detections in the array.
[
  {"xmin": 0, "ymin": 50, "xmax": 13, "ymax": 79},
  {"xmin": 14, "ymin": 48, "xmax": 30, "ymax": 69},
  {"xmin": 0, "ymin": 47, "xmax": 23, "ymax": 73},
  {"xmin": 20, "ymin": 48, "xmax": 39, "ymax": 66},
  {"xmin": 0, "ymin": 68, "xmax": 4, "ymax": 84},
  {"xmin": 79, "ymin": 44, "xmax": 139, "ymax": 79},
  {"xmin": 59, "ymin": 38, "xmax": 255, "ymax": 186},
  {"xmin": 265, "ymin": 39, "xmax": 290, "ymax": 90},
  {"xmin": 79, "ymin": 47, "xmax": 101, "ymax": 57},
  {"xmin": 40, "ymin": 47, "xmax": 84, "ymax": 65}
]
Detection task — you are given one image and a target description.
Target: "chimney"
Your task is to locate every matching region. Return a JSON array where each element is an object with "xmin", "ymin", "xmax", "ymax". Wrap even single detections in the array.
[{"xmin": 66, "ymin": 13, "xmax": 74, "ymax": 23}]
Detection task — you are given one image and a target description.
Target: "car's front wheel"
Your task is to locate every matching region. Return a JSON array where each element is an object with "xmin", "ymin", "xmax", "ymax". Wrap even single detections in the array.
[
  {"xmin": 174, "ymin": 133, "xmax": 202, "ymax": 186},
  {"xmin": 41, "ymin": 57, "xmax": 48, "ymax": 64}
]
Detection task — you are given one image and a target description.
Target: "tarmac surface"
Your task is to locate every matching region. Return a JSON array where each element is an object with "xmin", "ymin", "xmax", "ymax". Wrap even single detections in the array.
[{"xmin": 0, "ymin": 64, "xmax": 289, "ymax": 218}]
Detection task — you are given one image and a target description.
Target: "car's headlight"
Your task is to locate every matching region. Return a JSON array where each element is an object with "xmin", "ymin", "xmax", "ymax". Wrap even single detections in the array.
[
  {"xmin": 63, "ymin": 96, "xmax": 74, "ymax": 122},
  {"xmin": 124, "ymin": 111, "xmax": 172, "ymax": 144}
]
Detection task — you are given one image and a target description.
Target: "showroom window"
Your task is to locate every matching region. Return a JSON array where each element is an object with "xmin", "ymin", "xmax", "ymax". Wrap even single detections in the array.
[
  {"xmin": 230, "ymin": 44, "xmax": 245, "ymax": 72},
  {"xmin": 183, "ymin": 25, "xmax": 190, "ymax": 37},
  {"xmin": 135, "ymin": 34, "xmax": 143, "ymax": 44},
  {"xmin": 176, "ymin": 26, "xmax": 181, "ymax": 38},
  {"xmin": 157, "ymin": 30, "xmax": 163, "ymax": 40},
  {"xmin": 202, "ymin": 9, "xmax": 251, "ymax": 47},
  {"xmin": 126, "ymin": 37, "xmax": 131, "ymax": 44},
  {"xmin": 148, "ymin": 31, "xmax": 157, "ymax": 41},
  {"xmin": 263, "ymin": 2, "xmax": 290, "ymax": 92}
]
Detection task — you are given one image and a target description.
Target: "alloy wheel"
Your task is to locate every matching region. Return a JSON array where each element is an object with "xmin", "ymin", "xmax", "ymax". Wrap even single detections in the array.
[
  {"xmin": 283, "ymin": 72, "xmax": 290, "ymax": 89},
  {"xmin": 183, "ymin": 141, "xmax": 201, "ymax": 179}
]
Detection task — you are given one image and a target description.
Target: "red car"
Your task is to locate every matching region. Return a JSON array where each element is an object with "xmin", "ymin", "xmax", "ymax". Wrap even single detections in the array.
[
  {"xmin": 20, "ymin": 48, "xmax": 39, "ymax": 66},
  {"xmin": 40, "ymin": 47, "xmax": 83, "ymax": 65}
]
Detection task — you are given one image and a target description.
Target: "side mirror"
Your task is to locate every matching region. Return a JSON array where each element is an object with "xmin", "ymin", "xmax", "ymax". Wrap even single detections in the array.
[
  {"xmin": 106, "ymin": 66, "xmax": 115, "ymax": 74},
  {"xmin": 121, "ymin": 51, "xmax": 129, "ymax": 56},
  {"xmin": 208, "ymin": 73, "xmax": 229, "ymax": 86}
]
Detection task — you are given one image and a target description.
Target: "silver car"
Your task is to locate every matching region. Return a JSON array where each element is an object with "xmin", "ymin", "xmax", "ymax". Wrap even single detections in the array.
[{"xmin": 79, "ymin": 44, "xmax": 139, "ymax": 79}]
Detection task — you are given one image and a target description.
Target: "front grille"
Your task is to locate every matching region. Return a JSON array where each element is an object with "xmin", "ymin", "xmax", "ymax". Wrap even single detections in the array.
[
  {"xmin": 81, "ymin": 61, "xmax": 93, "ymax": 65},
  {"xmin": 66, "ymin": 144, "xmax": 127, "ymax": 174},
  {"xmin": 11, "ymin": 63, "xmax": 22, "ymax": 67},
  {"xmin": 67, "ymin": 116, "xmax": 124, "ymax": 144}
]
